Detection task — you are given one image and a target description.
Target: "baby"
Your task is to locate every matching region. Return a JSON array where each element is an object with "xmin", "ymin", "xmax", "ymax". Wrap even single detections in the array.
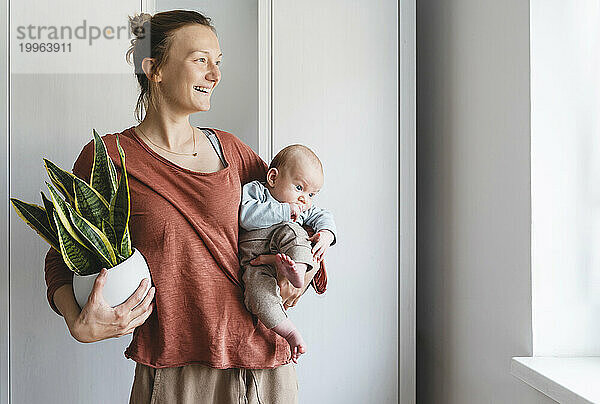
[{"xmin": 238, "ymin": 144, "xmax": 337, "ymax": 363}]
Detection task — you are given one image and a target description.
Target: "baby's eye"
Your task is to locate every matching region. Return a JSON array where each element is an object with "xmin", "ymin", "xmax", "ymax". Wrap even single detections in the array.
[
  {"xmin": 295, "ymin": 185, "xmax": 303, "ymax": 191},
  {"xmin": 309, "ymin": 193, "xmax": 315, "ymax": 198}
]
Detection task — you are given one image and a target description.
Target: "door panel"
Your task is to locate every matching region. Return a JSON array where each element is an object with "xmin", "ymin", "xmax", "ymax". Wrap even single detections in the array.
[{"xmin": 272, "ymin": 1, "xmax": 399, "ymax": 402}]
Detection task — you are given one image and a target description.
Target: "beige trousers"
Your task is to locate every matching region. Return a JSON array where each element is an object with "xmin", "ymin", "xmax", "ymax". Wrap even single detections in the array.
[
  {"xmin": 129, "ymin": 362, "xmax": 298, "ymax": 404},
  {"xmin": 239, "ymin": 222, "xmax": 317, "ymax": 329}
]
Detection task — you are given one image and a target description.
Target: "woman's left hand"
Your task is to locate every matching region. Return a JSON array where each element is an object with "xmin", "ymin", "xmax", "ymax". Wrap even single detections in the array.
[
  {"xmin": 277, "ymin": 269, "xmax": 315, "ymax": 309},
  {"xmin": 249, "ymin": 254, "xmax": 316, "ymax": 309}
]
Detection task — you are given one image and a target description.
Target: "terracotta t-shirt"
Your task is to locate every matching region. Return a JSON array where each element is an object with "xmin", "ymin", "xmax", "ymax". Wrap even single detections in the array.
[{"xmin": 44, "ymin": 126, "xmax": 291, "ymax": 369}]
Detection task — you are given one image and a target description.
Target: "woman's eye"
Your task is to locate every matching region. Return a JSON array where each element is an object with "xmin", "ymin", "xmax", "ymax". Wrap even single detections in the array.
[
  {"xmin": 296, "ymin": 185, "xmax": 302, "ymax": 191},
  {"xmin": 196, "ymin": 58, "xmax": 206, "ymax": 62}
]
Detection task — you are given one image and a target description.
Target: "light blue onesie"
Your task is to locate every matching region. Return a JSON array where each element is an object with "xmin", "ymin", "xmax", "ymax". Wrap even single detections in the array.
[{"xmin": 239, "ymin": 180, "xmax": 337, "ymax": 240}]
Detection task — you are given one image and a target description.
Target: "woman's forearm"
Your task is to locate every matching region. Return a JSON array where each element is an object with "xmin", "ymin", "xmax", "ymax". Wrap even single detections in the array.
[{"xmin": 53, "ymin": 283, "xmax": 81, "ymax": 332}]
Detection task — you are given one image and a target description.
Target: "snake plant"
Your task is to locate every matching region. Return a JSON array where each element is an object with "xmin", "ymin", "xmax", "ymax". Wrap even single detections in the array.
[{"xmin": 10, "ymin": 129, "xmax": 132, "ymax": 276}]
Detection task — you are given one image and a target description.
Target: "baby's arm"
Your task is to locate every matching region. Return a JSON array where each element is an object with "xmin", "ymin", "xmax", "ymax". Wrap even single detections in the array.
[
  {"xmin": 239, "ymin": 181, "xmax": 292, "ymax": 231},
  {"xmin": 302, "ymin": 206, "xmax": 337, "ymax": 243},
  {"xmin": 302, "ymin": 206, "xmax": 337, "ymax": 262}
]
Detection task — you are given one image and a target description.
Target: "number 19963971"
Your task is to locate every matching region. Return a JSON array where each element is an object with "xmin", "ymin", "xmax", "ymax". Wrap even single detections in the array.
[{"xmin": 18, "ymin": 42, "xmax": 72, "ymax": 52}]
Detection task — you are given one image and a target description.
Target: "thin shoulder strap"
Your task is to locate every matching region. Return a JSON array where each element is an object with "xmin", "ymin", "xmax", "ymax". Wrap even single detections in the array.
[{"xmin": 199, "ymin": 128, "xmax": 227, "ymax": 167}]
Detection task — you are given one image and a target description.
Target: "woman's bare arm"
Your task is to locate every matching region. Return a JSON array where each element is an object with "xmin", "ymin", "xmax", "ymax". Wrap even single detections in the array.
[{"xmin": 53, "ymin": 283, "xmax": 84, "ymax": 334}]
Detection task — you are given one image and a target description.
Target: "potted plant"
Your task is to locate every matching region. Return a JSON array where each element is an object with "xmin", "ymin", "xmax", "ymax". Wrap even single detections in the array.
[{"xmin": 10, "ymin": 129, "xmax": 151, "ymax": 310}]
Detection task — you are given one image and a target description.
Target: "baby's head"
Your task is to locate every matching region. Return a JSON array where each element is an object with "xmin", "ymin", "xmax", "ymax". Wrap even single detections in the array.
[{"xmin": 266, "ymin": 145, "xmax": 324, "ymax": 212}]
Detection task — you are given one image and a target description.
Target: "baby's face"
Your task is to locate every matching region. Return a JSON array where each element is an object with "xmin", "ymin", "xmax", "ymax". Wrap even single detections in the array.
[{"xmin": 266, "ymin": 160, "xmax": 324, "ymax": 212}]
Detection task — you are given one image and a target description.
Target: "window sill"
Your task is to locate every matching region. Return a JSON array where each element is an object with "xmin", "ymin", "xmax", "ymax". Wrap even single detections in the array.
[{"xmin": 511, "ymin": 357, "xmax": 600, "ymax": 404}]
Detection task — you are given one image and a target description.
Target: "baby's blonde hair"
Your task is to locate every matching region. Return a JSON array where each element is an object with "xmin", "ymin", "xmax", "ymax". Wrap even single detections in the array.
[{"xmin": 269, "ymin": 144, "xmax": 323, "ymax": 174}]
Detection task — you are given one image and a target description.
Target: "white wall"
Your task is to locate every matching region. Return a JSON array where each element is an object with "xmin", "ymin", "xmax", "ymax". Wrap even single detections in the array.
[
  {"xmin": 272, "ymin": 1, "xmax": 398, "ymax": 403},
  {"xmin": 531, "ymin": 0, "xmax": 600, "ymax": 356},
  {"xmin": 417, "ymin": 0, "xmax": 555, "ymax": 402}
]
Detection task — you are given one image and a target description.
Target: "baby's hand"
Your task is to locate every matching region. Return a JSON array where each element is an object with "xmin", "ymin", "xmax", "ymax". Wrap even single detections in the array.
[
  {"xmin": 308, "ymin": 230, "xmax": 335, "ymax": 263},
  {"xmin": 289, "ymin": 203, "xmax": 302, "ymax": 222}
]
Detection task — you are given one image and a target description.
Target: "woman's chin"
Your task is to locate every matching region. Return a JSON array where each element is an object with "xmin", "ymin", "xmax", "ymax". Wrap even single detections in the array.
[
  {"xmin": 194, "ymin": 103, "xmax": 211, "ymax": 112},
  {"xmin": 196, "ymin": 102, "xmax": 210, "ymax": 111}
]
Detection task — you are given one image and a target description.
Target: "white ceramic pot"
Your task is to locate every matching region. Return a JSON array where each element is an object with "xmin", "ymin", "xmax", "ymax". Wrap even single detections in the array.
[{"xmin": 73, "ymin": 248, "xmax": 152, "ymax": 310}]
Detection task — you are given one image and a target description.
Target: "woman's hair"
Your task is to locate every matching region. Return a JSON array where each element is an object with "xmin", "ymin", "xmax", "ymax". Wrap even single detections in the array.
[{"xmin": 126, "ymin": 10, "xmax": 217, "ymax": 122}]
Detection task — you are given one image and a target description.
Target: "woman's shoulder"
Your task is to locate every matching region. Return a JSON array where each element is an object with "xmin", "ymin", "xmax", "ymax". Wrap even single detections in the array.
[
  {"xmin": 208, "ymin": 128, "xmax": 268, "ymax": 181},
  {"xmin": 102, "ymin": 126, "xmax": 137, "ymax": 148},
  {"xmin": 209, "ymin": 127, "xmax": 249, "ymax": 150},
  {"xmin": 209, "ymin": 128, "xmax": 261, "ymax": 160}
]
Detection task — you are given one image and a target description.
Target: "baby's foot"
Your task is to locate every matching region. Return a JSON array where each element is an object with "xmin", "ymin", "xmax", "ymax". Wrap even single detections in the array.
[
  {"xmin": 272, "ymin": 318, "xmax": 307, "ymax": 363},
  {"xmin": 282, "ymin": 328, "xmax": 307, "ymax": 364},
  {"xmin": 275, "ymin": 253, "xmax": 304, "ymax": 288}
]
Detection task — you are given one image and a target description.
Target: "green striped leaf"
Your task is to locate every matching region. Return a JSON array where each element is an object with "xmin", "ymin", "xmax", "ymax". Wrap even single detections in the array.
[
  {"xmin": 101, "ymin": 218, "xmax": 117, "ymax": 249},
  {"xmin": 73, "ymin": 174, "xmax": 109, "ymax": 229},
  {"xmin": 44, "ymin": 159, "xmax": 75, "ymax": 204},
  {"xmin": 110, "ymin": 135, "xmax": 131, "ymax": 258},
  {"xmin": 40, "ymin": 191, "xmax": 56, "ymax": 234},
  {"xmin": 10, "ymin": 198, "xmax": 59, "ymax": 252},
  {"xmin": 65, "ymin": 201, "xmax": 117, "ymax": 268},
  {"xmin": 46, "ymin": 182, "xmax": 92, "ymax": 253},
  {"xmin": 53, "ymin": 211, "xmax": 100, "ymax": 275},
  {"xmin": 120, "ymin": 226, "xmax": 131, "ymax": 258},
  {"xmin": 91, "ymin": 129, "xmax": 118, "ymax": 203}
]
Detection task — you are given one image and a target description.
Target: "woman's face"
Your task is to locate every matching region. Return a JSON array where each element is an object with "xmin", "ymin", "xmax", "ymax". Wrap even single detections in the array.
[{"xmin": 154, "ymin": 24, "xmax": 222, "ymax": 114}]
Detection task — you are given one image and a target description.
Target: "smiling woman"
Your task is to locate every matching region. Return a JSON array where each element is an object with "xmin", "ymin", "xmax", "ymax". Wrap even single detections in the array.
[{"xmin": 42, "ymin": 9, "xmax": 302, "ymax": 404}]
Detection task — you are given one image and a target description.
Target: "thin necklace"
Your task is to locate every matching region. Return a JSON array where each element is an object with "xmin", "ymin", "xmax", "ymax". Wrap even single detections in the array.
[{"xmin": 136, "ymin": 125, "xmax": 197, "ymax": 157}]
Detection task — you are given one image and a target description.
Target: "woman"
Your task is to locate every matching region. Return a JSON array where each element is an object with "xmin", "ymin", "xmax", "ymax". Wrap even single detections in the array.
[{"xmin": 44, "ymin": 10, "xmax": 316, "ymax": 403}]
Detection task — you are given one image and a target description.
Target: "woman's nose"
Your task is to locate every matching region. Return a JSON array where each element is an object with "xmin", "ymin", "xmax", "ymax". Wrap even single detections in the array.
[{"xmin": 206, "ymin": 63, "xmax": 221, "ymax": 82}]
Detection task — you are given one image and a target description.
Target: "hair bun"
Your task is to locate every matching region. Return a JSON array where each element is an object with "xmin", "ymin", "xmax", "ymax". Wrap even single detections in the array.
[{"xmin": 129, "ymin": 13, "xmax": 152, "ymax": 38}]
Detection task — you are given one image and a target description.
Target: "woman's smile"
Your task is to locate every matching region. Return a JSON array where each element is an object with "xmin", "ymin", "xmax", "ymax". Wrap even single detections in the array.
[{"xmin": 193, "ymin": 85, "xmax": 212, "ymax": 94}]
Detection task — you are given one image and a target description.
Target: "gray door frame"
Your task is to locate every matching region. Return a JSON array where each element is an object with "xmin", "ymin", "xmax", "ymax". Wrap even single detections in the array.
[
  {"xmin": 1, "ymin": 0, "xmax": 10, "ymax": 401},
  {"xmin": 400, "ymin": 0, "xmax": 416, "ymax": 402}
]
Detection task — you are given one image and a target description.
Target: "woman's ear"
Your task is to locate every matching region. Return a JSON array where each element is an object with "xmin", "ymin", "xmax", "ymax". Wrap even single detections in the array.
[
  {"xmin": 266, "ymin": 168, "xmax": 279, "ymax": 187},
  {"xmin": 141, "ymin": 57, "xmax": 160, "ymax": 82}
]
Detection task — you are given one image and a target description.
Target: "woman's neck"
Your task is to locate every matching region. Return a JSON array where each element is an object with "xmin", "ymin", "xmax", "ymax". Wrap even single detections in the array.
[{"xmin": 137, "ymin": 109, "xmax": 195, "ymax": 149}]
